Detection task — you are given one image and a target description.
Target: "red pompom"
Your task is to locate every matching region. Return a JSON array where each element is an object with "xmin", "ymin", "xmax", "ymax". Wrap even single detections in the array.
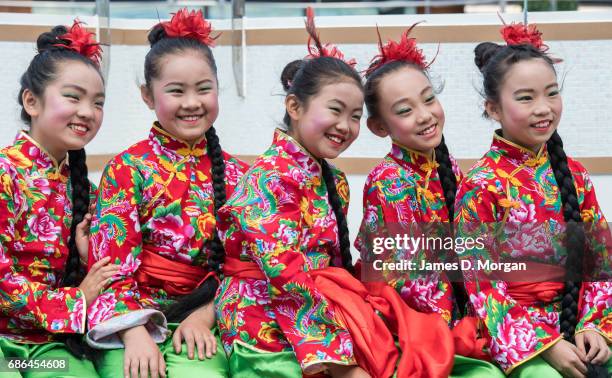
[
  {"xmin": 366, "ymin": 23, "xmax": 433, "ymax": 76},
  {"xmin": 304, "ymin": 7, "xmax": 356, "ymax": 67},
  {"xmin": 160, "ymin": 9, "xmax": 218, "ymax": 46},
  {"xmin": 501, "ymin": 22, "xmax": 547, "ymax": 51},
  {"xmin": 54, "ymin": 20, "xmax": 102, "ymax": 65}
]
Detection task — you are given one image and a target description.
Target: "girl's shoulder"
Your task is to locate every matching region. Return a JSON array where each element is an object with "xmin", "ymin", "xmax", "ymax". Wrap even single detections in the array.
[{"xmin": 365, "ymin": 155, "xmax": 408, "ymax": 189}]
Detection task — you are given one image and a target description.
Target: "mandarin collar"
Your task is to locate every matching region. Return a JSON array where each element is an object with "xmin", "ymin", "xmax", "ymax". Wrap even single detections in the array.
[
  {"xmin": 491, "ymin": 130, "xmax": 548, "ymax": 167},
  {"xmin": 12, "ymin": 131, "xmax": 68, "ymax": 179},
  {"xmin": 389, "ymin": 141, "xmax": 439, "ymax": 173},
  {"xmin": 273, "ymin": 129, "xmax": 322, "ymax": 176},
  {"xmin": 149, "ymin": 122, "xmax": 208, "ymax": 162}
]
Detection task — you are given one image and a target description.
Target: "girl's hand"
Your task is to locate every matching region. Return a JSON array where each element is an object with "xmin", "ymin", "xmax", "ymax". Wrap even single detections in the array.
[
  {"xmin": 172, "ymin": 303, "xmax": 217, "ymax": 360},
  {"xmin": 77, "ymin": 256, "xmax": 119, "ymax": 304},
  {"xmin": 575, "ymin": 330, "xmax": 612, "ymax": 365},
  {"xmin": 75, "ymin": 213, "xmax": 92, "ymax": 264},
  {"xmin": 327, "ymin": 364, "xmax": 371, "ymax": 378},
  {"xmin": 541, "ymin": 339, "xmax": 588, "ymax": 378},
  {"xmin": 120, "ymin": 325, "xmax": 166, "ymax": 378}
]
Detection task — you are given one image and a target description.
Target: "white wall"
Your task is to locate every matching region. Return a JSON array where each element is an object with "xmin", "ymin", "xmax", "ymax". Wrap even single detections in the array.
[{"xmin": 2, "ymin": 12, "xmax": 611, "ymax": 260}]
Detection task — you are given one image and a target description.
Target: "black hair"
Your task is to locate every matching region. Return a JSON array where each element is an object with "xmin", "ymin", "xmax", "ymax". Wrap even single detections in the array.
[
  {"xmin": 280, "ymin": 55, "xmax": 362, "ymax": 273},
  {"xmin": 17, "ymin": 25, "xmax": 102, "ymax": 359},
  {"xmin": 365, "ymin": 60, "xmax": 467, "ymax": 313},
  {"xmin": 164, "ymin": 126, "xmax": 226, "ymax": 322},
  {"xmin": 474, "ymin": 42, "xmax": 556, "ymax": 118},
  {"xmin": 280, "ymin": 56, "xmax": 363, "ymax": 129},
  {"xmin": 145, "ymin": 27, "xmax": 226, "ymax": 322},
  {"xmin": 321, "ymin": 160, "xmax": 354, "ymax": 274},
  {"xmin": 475, "ymin": 43, "xmax": 606, "ymax": 377},
  {"xmin": 144, "ymin": 24, "xmax": 218, "ymax": 89}
]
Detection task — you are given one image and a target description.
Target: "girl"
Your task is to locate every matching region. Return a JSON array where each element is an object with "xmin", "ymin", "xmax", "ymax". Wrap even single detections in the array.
[
  {"xmin": 0, "ymin": 21, "xmax": 118, "ymax": 377},
  {"xmin": 455, "ymin": 21, "xmax": 611, "ymax": 377},
  {"xmin": 356, "ymin": 25, "xmax": 505, "ymax": 378},
  {"xmin": 215, "ymin": 9, "xmax": 453, "ymax": 378},
  {"xmin": 85, "ymin": 9, "xmax": 248, "ymax": 378}
]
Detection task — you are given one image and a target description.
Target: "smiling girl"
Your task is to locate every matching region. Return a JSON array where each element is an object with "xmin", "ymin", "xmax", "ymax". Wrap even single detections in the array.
[
  {"xmin": 354, "ymin": 25, "xmax": 507, "ymax": 378},
  {"xmin": 455, "ymin": 21, "xmax": 611, "ymax": 377},
  {"xmin": 0, "ymin": 21, "xmax": 118, "ymax": 377},
  {"xmin": 356, "ymin": 24, "xmax": 465, "ymax": 328},
  {"xmin": 214, "ymin": 10, "xmax": 455, "ymax": 378},
  {"xmin": 85, "ymin": 9, "xmax": 248, "ymax": 378}
]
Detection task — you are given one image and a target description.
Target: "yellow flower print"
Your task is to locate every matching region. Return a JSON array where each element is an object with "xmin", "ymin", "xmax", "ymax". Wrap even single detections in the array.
[
  {"xmin": 496, "ymin": 169, "xmax": 522, "ymax": 187},
  {"xmin": 6, "ymin": 148, "xmax": 32, "ymax": 169},
  {"xmin": 581, "ymin": 209, "xmax": 595, "ymax": 222},
  {"xmin": 301, "ymin": 197, "xmax": 313, "ymax": 226},
  {"xmin": 197, "ymin": 212, "xmax": 215, "ymax": 236},
  {"xmin": 258, "ymin": 321, "xmax": 282, "ymax": 343},
  {"xmin": 28, "ymin": 258, "xmax": 49, "ymax": 277},
  {"xmin": 2, "ymin": 174, "xmax": 13, "ymax": 196},
  {"xmin": 336, "ymin": 179, "xmax": 349, "ymax": 204}
]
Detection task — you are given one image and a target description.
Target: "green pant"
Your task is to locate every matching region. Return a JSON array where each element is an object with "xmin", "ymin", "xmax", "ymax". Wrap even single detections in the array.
[
  {"xmin": 94, "ymin": 324, "xmax": 228, "ymax": 378},
  {"xmin": 228, "ymin": 343, "xmax": 301, "ymax": 378},
  {"xmin": 509, "ymin": 347, "xmax": 612, "ymax": 378},
  {"xmin": 229, "ymin": 343, "xmax": 508, "ymax": 378},
  {"xmin": 0, "ymin": 337, "xmax": 98, "ymax": 378}
]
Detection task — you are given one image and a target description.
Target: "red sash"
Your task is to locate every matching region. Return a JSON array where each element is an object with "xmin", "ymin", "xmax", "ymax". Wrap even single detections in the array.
[
  {"xmin": 224, "ymin": 258, "xmax": 454, "ymax": 378},
  {"xmin": 134, "ymin": 249, "xmax": 218, "ymax": 296},
  {"xmin": 495, "ymin": 261, "xmax": 567, "ymax": 307}
]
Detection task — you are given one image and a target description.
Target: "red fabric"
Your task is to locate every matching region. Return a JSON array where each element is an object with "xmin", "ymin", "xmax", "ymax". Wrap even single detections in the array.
[
  {"xmin": 134, "ymin": 249, "xmax": 216, "ymax": 296},
  {"xmin": 498, "ymin": 261, "xmax": 566, "ymax": 307},
  {"xmin": 223, "ymin": 256, "xmax": 265, "ymax": 280},
  {"xmin": 311, "ymin": 268, "xmax": 454, "ymax": 378},
  {"xmin": 224, "ymin": 259, "xmax": 454, "ymax": 378},
  {"xmin": 451, "ymin": 317, "xmax": 490, "ymax": 360}
]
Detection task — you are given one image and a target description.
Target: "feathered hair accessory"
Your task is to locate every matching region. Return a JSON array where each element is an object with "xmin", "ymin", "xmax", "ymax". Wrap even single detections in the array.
[
  {"xmin": 499, "ymin": 14, "xmax": 548, "ymax": 52},
  {"xmin": 53, "ymin": 20, "xmax": 102, "ymax": 65},
  {"xmin": 365, "ymin": 23, "xmax": 435, "ymax": 77},
  {"xmin": 159, "ymin": 8, "xmax": 219, "ymax": 47},
  {"xmin": 304, "ymin": 7, "xmax": 356, "ymax": 67}
]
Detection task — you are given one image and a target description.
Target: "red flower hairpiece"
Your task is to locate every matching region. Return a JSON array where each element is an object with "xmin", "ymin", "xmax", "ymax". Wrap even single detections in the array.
[
  {"xmin": 304, "ymin": 7, "xmax": 356, "ymax": 67},
  {"xmin": 54, "ymin": 20, "xmax": 102, "ymax": 65},
  {"xmin": 159, "ymin": 9, "xmax": 218, "ymax": 47},
  {"xmin": 499, "ymin": 15, "xmax": 548, "ymax": 52},
  {"xmin": 366, "ymin": 23, "xmax": 434, "ymax": 77}
]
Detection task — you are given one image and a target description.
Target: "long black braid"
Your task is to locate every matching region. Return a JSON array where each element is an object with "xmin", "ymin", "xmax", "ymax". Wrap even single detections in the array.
[
  {"xmin": 58, "ymin": 148, "xmax": 94, "ymax": 358},
  {"xmin": 547, "ymin": 131, "xmax": 584, "ymax": 338},
  {"xmin": 474, "ymin": 40, "xmax": 606, "ymax": 375},
  {"xmin": 434, "ymin": 137, "xmax": 468, "ymax": 314},
  {"xmin": 163, "ymin": 127, "xmax": 226, "ymax": 323},
  {"xmin": 547, "ymin": 132, "xmax": 607, "ymax": 378},
  {"xmin": 320, "ymin": 160, "xmax": 354, "ymax": 274}
]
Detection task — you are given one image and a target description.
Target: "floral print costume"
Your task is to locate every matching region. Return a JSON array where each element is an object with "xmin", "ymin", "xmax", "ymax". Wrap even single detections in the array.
[
  {"xmin": 86, "ymin": 124, "xmax": 248, "ymax": 347},
  {"xmin": 355, "ymin": 142, "xmax": 464, "ymax": 325},
  {"xmin": 0, "ymin": 132, "xmax": 89, "ymax": 343},
  {"xmin": 454, "ymin": 131, "xmax": 611, "ymax": 373},
  {"xmin": 215, "ymin": 129, "xmax": 355, "ymax": 375}
]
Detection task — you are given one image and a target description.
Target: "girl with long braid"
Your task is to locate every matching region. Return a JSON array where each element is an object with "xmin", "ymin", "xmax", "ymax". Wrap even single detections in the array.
[
  {"xmin": 216, "ymin": 9, "xmax": 454, "ymax": 378},
  {"xmin": 455, "ymin": 20, "xmax": 611, "ymax": 377},
  {"xmin": 0, "ymin": 21, "xmax": 118, "ymax": 377},
  {"xmin": 85, "ymin": 9, "xmax": 248, "ymax": 378},
  {"xmin": 355, "ymin": 25, "xmax": 506, "ymax": 378}
]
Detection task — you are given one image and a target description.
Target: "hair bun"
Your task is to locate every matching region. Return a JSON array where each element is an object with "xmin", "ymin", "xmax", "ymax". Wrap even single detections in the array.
[
  {"xmin": 280, "ymin": 59, "xmax": 304, "ymax": 92},
  {"xmin": 474, "ymin": 42, "xmax": 502, "ymax": 72},
  {"xmin": 36, "ymin": 25, "xmax": 68, "ymax": 54},
  {"xmin": 147, "ymin": 24, "xmax": 168, "ymax": 47}
]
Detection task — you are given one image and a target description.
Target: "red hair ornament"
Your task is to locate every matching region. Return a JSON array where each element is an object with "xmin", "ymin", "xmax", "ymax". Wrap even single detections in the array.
[
  {"xmin": 499, "ymin": 14, "xmax": 548, "ymax": 52},
  {"xmin": 54, "ymin": 20, "xmax": 102, "ymax": 65},
  {"xmin": 366, "ymin": 23, "xmax": 436, "ymax": 77},
  {"xmin": 304, "ymin": 7, "xmax": 356, "ymax": 67},
  {"xmin": 159, "ymin": 9, "xmax": 218, "ymax": 47}
]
